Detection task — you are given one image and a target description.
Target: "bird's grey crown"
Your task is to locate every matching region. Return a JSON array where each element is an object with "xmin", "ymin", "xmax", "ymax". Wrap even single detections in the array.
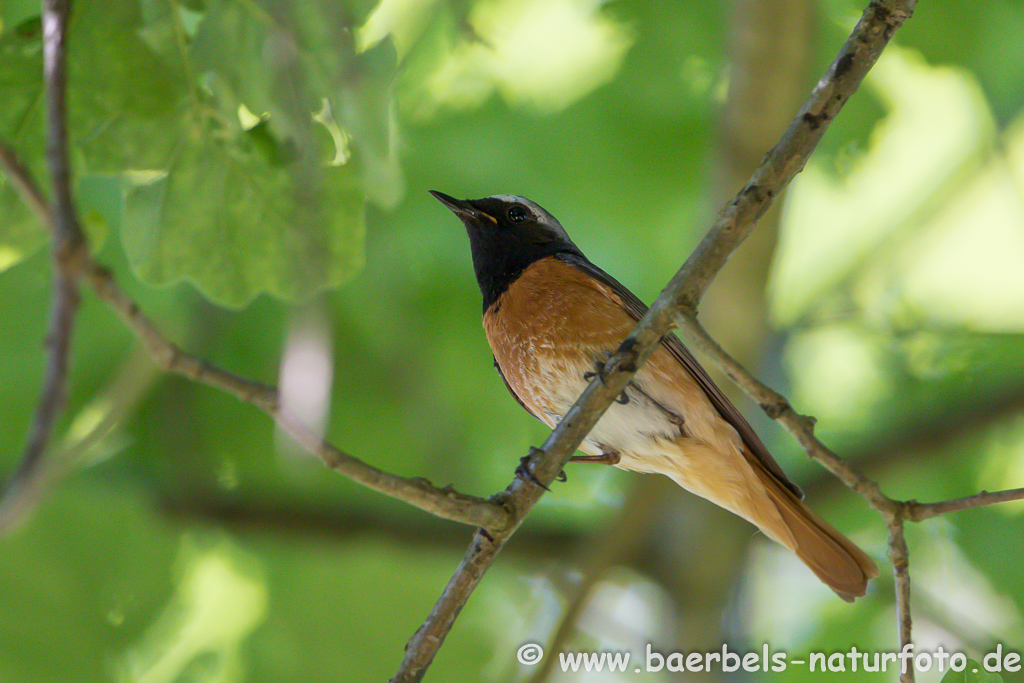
[{"xmin": 487, "ymin": 194, "xmax": 573, "ymax": 243}]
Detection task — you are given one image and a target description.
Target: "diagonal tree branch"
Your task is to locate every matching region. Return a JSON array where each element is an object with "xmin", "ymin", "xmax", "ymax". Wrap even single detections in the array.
[
  {"xmin": 392, "ymin": 1, "xmax": 919, "ymax": 680},
  {"xmin": 3, "ymin": 0, "xmax": 86, "ymax": 522}
]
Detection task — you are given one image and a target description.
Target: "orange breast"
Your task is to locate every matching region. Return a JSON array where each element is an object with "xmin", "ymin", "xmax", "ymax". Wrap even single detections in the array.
[
  {"xmin": 482, "ymin": 256, "xmax": 725, "ymax": 456},
  {"xmin": 483, "ymin": 257, "xmax": 632, "ymax": 411}
]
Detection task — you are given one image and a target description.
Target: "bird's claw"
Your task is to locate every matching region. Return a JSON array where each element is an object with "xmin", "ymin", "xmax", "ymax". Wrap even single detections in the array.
[
  {"xmin": 516, "ymin": 448, "xmax": 567, "ymax": 490},
  {"xmin": 516, "ymin": 449, "xmax": 551, "ymax": 490},
  {"xmin": 584, "ymin": 353, "xmax": 630, "ymax": 404}
]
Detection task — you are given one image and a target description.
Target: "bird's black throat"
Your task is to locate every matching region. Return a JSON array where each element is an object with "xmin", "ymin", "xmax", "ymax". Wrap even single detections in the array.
[{"xmin": 467, "ymin": 228, "xmax": 581, "ymax": 312}]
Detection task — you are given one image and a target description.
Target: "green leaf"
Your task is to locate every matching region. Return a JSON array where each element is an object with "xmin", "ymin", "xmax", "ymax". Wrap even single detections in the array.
[
  {"xmin": 1, "ymin": 0, "xmax": 392, "ymax": 302},
  {"xmin": 70, "ymin": 0, "xmax": 188, "ymax": 169},
  {"xmin": 123, "ymin": 127, "xmax": 365, "ymax": 308},
  {"xmin": 190, "ymin": 0, "xmax": 404, "ymax": 208},
  {"xmin": 0, "ymin": 11, "xmax": 43, "ymax": 143},
  {"xmin": 109, "ymin": 0, "xmax": 392, "ymax": 305}
]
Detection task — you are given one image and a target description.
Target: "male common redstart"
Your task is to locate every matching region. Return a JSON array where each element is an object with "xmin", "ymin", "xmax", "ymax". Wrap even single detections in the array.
[{"xmin": 431, "ymin": 191, "xmax": 878, "ymax": 601}]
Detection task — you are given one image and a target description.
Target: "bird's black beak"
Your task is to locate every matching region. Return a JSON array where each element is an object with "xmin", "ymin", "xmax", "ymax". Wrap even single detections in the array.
[{"xmin": 429, "ymin": 191, "xmax": 497, "ymax": 224}]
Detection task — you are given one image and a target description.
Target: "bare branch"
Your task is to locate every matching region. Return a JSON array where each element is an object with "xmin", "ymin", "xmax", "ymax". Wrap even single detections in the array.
[
  {"xmin": 43, "ymin": 0, "xmax": 85, "ymax": 264},
  {"xmin": 906, "ymin": 488, "xmax": 1024, "ymax": 522},
  {"xmin": 2, "ymin": 0, "xmax": 85, "ymax": 525},
  {"xmin": 4, "ymin": 274, "xmax": 79, "ymax": 526},
  {"xmin": 887, "ymin": 520, "xmax": 914, "ymax": 683}
]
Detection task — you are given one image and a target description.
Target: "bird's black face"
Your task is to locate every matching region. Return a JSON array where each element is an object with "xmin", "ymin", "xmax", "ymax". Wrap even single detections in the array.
[{"xmin": 431, "ymin": 191, "xmax": 583, "ymax": 311}]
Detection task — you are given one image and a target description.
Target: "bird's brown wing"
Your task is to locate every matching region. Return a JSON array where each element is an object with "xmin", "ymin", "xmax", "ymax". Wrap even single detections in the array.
[{"xmin": 556, "ymin": 252, "xmax": 803, "ymax": 499}]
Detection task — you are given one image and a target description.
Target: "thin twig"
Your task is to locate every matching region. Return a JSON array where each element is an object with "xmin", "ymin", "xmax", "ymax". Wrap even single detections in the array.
[
  {"xmin": 906, "ymin": 488, "xmax": 1024, "ymax": 522},
  {"xmin": 0, "ymin": 142, "xmax": 50, "ymax": 221},
  {"xmin": 43, "ymin": 0, "xmax": 85, "ymax": 262},
  {"xmin": 3, "ymin": 0, "xmax": 85, "ymax": 520},
  {"xmin": 5, "ymin": 275, "xmax": 79, "ymax": 514},
  {"xmin": 392, "ymin": 1, "xmax": 918, "ymax": 680},
  {"xmin": 887, "ymin": 519, "xmax": 914, "ymax": 683}
]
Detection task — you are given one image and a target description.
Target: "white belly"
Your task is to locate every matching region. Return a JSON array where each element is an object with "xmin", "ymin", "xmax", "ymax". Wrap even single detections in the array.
[{"xmin": 531, "ymin": 352, "xmax": 685, "ymax": 457}]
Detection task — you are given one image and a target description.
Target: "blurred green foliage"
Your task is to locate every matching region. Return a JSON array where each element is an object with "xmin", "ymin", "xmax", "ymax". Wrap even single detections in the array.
[{"xmin": 2, "ymin": 0, "xmax": 1024, "ymax": 681}]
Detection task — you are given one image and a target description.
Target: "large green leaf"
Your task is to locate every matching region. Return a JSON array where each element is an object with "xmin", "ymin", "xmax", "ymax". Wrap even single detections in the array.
[
  {"xmin": 0, "ymin": 0, "xmax": 399, "ymax": 305},
  {"xmin": 123, "ymin": 128, "xmax": 364, "ymax": 307}
]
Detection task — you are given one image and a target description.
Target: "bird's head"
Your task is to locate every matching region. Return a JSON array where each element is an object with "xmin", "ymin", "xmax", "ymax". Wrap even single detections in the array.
[{"xmin": 430, "ymin": 191, "xmax": 583, "ymax": 309}]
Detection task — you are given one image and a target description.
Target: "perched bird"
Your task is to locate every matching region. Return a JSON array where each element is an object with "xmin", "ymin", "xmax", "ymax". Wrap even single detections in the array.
[{"xmin": 432, "ymin": 190, "xmax": 879, "ymax": 601}]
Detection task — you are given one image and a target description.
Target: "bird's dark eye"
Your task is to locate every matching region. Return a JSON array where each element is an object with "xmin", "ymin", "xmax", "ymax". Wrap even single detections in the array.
[{"xmin": 507, "ymin": 205, "xmax": 528, "ymax": 223}]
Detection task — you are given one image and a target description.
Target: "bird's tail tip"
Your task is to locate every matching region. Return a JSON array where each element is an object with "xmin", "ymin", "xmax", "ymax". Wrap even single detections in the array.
[{"xmin": 766, "ymin": 479, "xmax": 879, "ymax": 601}]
